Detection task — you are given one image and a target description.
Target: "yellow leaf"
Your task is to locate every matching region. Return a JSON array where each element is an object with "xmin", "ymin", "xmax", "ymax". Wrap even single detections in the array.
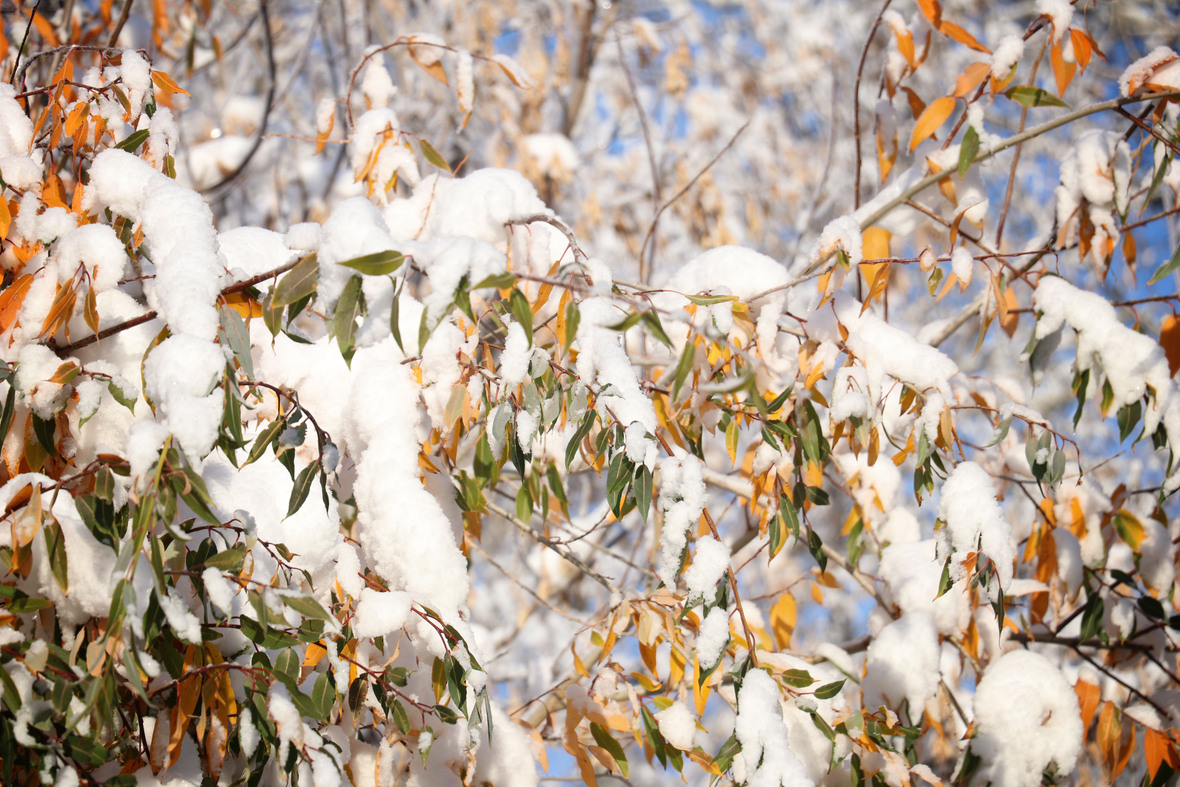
[
  {"xmin": 769, "ymin": 593, "xmax": 797, "ymax": 650},
  {"xmin": 910, "ymin": 96, "xmax": 957, "ymax": 152},
  {"xmin": 916, "ymin": 0, "xmax": 942, "ymax": 28},
  {"xmin": 938, "ymin": 20, "xmax": 990, "ymax": 54}
]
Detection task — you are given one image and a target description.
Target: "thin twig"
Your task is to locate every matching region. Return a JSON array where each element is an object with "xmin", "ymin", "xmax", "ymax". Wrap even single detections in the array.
[
  {"xmin": 614, "ymin": 27, "xmax": 661, "ymax": 282},
  {"xmin": 852, "ymin": 0, "xmax": 893, "ymax": 211},
  {"xmin": 107, "ymin": 0, "xmax": 136, "ymax": 49},
  {"xmin": 506, "ymin": 213, "xmax": 589, "ymax": 263},
  {"xmin": 486, "ymin": 501, "xmax": 619, "ymax": 594},
  {"xmin": 201, "ymin": 0, "xmax": 276, "ymax": 194},
  {"xmin": 9, "ymin": 0, "xmax": 43, "ymax": 86}
]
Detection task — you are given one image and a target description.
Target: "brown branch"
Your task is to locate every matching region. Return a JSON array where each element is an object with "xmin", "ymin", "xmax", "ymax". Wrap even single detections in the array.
[
  {"xmin": 107, "ymin": 0, "xmax": 136, "ymax": 49},
  {"xmin": 51, "ymin": 254, "xmax": 304, "ymax": 356}
]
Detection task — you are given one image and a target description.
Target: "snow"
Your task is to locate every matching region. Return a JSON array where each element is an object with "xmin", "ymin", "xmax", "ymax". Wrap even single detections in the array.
[
  {"xmin": 991, "ymin": 35, "xmax": 1025, "ymax": 80},
  {"xmin": 1035, "ymin": 276, "xmax": 1180, "ymax": 492},
  {"xmin": 361, "ymin": 62, "xmax": 396, "ymax": 109},
  {"xmin": 1054, "ymin": 130, "xmax": 1130, "ymax": 264},
  {"xmin": 863, "ymin": 612, "xmax": 940, "ymax": 716},
  {"xmin": 352, "ymin": 587, "xmax": 412, "ymax": 638},
  {"xmin": 879, "ymin": 540, "xmax": 969, "ymax": 635},
  {"xmin": 696, "ymin": 606, "xmax": 730, "ymax": 668},
  {"xmin": 936, "ymin": 461, "xmax": 1014, "ymax": 594},
  {"xmin": 575, "ymin": 297, "xmax": 658, "ymax": 439},
  {"xmin": 814, "ymin": 215, "xmax": 863, "ymax": 266},
  {"xmin": 656, "ymin": 701, "xmax": 697, "ymax": 750},
  {"xmin": 834, "ymin": 293, "xmax": 958, "ymax": 400},
  {"xmin": 684, "ymin": 536, "xmax": 730, "ymax": 599},
  {"xmin": 733, "ymin": 669, "xmax": 813, "ymax": 787},
  {"xmin": 951, "ymin": 246, "xmax": 974, "ymax": 286},
  {"xmin": 500, "ymin": 320, "xmax": 531, "ymax": 386},
  {"xmin": 53, "ymin": 223, "xmax": 129, "ymax": 293},
  {"xmin": 457, "ymin": 50, "xmax": 474, "ymax": 117},
  {"xmin": 973, "ymin": 650, "xmax": 1083, "ymax": 787},
  {"xmin": 1119, "ymin": 46, "xmax": 1180, "ymax": 97},
  {"xmin": 657, "ymin": 452, "xmax": 706, "ymax": 587},
  {"xmin": 0, "ymin": 83, "xmax": 34, "ymax": 156},
  {"xmin": 1036, "ymin": 0, "xmax": 1074, "ymax": 43},
  {"xmin": 522, "ymin": 133, "xmax": 578, "ymax": 180}
]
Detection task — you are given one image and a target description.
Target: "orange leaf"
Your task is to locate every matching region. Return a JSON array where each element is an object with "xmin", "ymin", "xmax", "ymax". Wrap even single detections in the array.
[
  {"xmin": 0, "ymin": 197, "xmax": 10, "ymax": 240},
  {"xmin": 0, "ymin": 274, "xmax": 33, "ymax": 334},
  {"xmin": 895, "ymin": 29, "xmax": 916, "ymax": 67},
  {"xmin": 1161, "ymin": 315, "xmax": 1180, "ymax": 377},
  {"xmin": 910, "ymin": 96, "xmax": 957, "ymax": 152},
  {"xmin": 223, "ymin": 291, "xmax": 262, "ymax": 319},
  {"xmin": 40, "ymin": 283, "xmax": 77, "ymax": 339},
  {"xmin": 938, "ymin": 21, "xmax": 991, "ymax": 54},
  {"xmin": 1071, "ymin": 28, "xmax": 1093, "ymax": 71},
  {"xmin": 954, "ymin": 62, "xmax": 991, "ymax": 97},
  {"xmin": 1076, "ymin": 681, "xmax": 1100, "ymax": 737},
  {"xmin": 769, "ymin": 593, "xmax": 797, "ymax": 650},
  {"xmin": 1145, "ymin": 728, "xmax": 1177, "ymax": 781},
  {"xmin": 151, "ymin": 70, "xmax": 190, "ymax": 97},
  {"xmin": 32, "ymin": 12, "xmax": 59, "ymax": 46},
  {"xmin": 916, "ymin": 0, "xmax": 942, "ymax": 29},
  {"xmin": 1050, "ymin": 41, "xmax": 1076, "ymax": 97}
]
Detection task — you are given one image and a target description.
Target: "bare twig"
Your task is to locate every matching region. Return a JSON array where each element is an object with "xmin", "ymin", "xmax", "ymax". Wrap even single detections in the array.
[
  {"xmin": 506, "ymin": 213, "xmax": 589, "ymax": 263},
  {"xmin": 486, "ymin": 501, "xmax": 619, "ymax": 595},
  {"xmin": 852, "ymin": 0, "xmax": 893, "ymax": 211},
  {"xmin": 201, "ymin": 0, "xmax": 276, "ymax": 194},
  {"xmin": 637, "ymin": 117, "xmax": 752, "ymax": 269},
  {"xmin": 9, "ymin": 0, "xmax": 43, "ymax": 86},
  {"xmin": 107, "ymin": 0, "xmax": 136, "ymax": 49},
  {"xmin": 614, "ymin": 27, "xmax": 661, "ymax": 282}
]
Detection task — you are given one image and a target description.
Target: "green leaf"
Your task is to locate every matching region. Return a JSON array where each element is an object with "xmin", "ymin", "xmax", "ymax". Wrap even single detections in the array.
[
  {"xmin": 640, "ymin": 705, "xmax": 668, "ymax": 765},
  {"xmin": 778, "ymin": 492, "xmax": 800, "ymax": 542},
  {"xmin": 1079, "ymin": 591, "xmax": 1105, "ymax": 641},
  {"xmin": 671, "ymin": 337, "xmax": 695, "ymax": 401},
  {"xmin": 203, "ymin": 544, "xmax": 247, "ymax": 572},
  {"xmin": 333, "ymin": 275, "xmax": 365, "ymax": 362},
  {"xmin": 634, "ymin": 463, "xmax": 653, "ymax": 523},
  {"xmin": 685, "ymin": 293, "xmax": 738, "ymax": 306},
  {"xmin": 564, "ymin": 409, "xmax": 596, "ymax": 469},
  {"xmin": 508, "ymin": 288, "xmax": 533, "ymax": 341},
  {"xmin": 0, "ymin": 385, "xmax": 14, "ymax": 440},
  {"xmin": 781, "ymin": 669, "xmax": 814, "ymax": 688},
  {"xmin": 640, "ymin": 312, "xmax": 673, "ymax": 349},
  {"xmin": 286, "ymin": 461, "xmax": 320, "ymax": 519},
  {"xmin": 713, "ymin": 732, "xmax": 741, "ymax": 773},
  {"xmin": 590, "ymin": 722, "xmax": 629, "ymax": 778},
  {"xmin": 473, "ymin": 272, "xmax": 516, "ymax": 290},
  {"xmin": 38, "ymin": 519, "xmax": 67, "ymax": 596},
  {"xmin": 935, "ymin": 555, "xmax": 954, "ymax": 598},
  {"xmin": 114, "ymin": 128, "xmax": 151, "ymax": 153},
  {"xmin": 419, "ymin": 138, "xmax": 451, "ymax": 172},
  {"xmin": 246, "ymin": 416, "xmax": 286, "ymax": 465},
  {"xmin": 312, "ymin": 671, "xmax": 335, "ymax": 720},
  {"xmin": 1147, "ymin": 242, "xmax": 1180, "ymax": 286},
  {"xmin": 219, "ymin": 305, "xmax": 254, "ymax": 378},
  {"xmin": 391, "ymin": 698, "xmax": 411, "ymax": 734},
  {"xmin": 32, "ymin": 414, "xmax": 55, "ymax": 455},
  {"xmin": 273, "ymin": 253, "xmax": 319, "ymax": 307},
  {"xmin": 1004, "ymin": 85, "xmax": 1069, "ymax": 108},
  {"xmin": 273, "ymin": 649, "xmax": 299, "ymax": 687},
  {"xmin": 814, "ymin": 679, "xmax": 846, "ymax": 700},
  {"xmin": 1139, "ymin": 595, "xmax": 1166, "ymax": 620},
  {"xmin": 284, "ymin": 593, "xmax": 331, "ymax": 621},
  {"xmin": 769, "ymin": 514, "xmax": 784, "ymax": 560},
  {"xmin": 807, "ymin": 529, "xmax": 828, "ymax": 575},
  {"xmin": 1117, "ymin": 400, "xmax": 1142, "ymax": 443},
  {"xmin": 957, "ymin": 125, "xmax": 980, "ymax": 178},
  {"xmin": 338, "ymin": 249, "xmax": 405, "ymax": 276}
]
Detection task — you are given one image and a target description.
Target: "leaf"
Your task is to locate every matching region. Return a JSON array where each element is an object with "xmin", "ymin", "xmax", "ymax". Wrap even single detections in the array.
[
  {"xmin": 1147, "ymin": 243, "xmax": 1180, "ymax": 286},
  {"xmin": 640, "ymin": 312, "xmax": 673, "ymax": 349},
  {"xmin": 1080, "ymin": 591, "xmax": 1105, "ymax": 641},
  {"xmin": 151, "ymin": 69, "xmax": 190, "ymax": 97},
  {"xmin": 590, "ymin": 722, "xmax": 629, "ymax": 778},
  {"xmin": 814, "ymin": 679, "xmax": 845, "ymax": 700},
  {"xmin": 957, "ymin": 125, "xmax": 980, "ymax": 178},
  {"xmin": 634, "ymin": 463, "xmax": 653, "ymax": 523},
  {"xmin": 1004, "ymin": 85, "xmax": 1069, "ymax": 109},
  {"xmin": 419, "ymin": 139, "xmax": 451, "ymax": 173},
  {"xmin": 938, "ymin": 20, "xmax": 990, "ymax": 54},
  {"xmin": 778, "ymin": 493, "xmax": 800, "ymax": 542},
  {"xmin": 333, "ymin": 275, "xmax": 365, "ymax": 362},
  {"xmin": 909, "ymin": 96, "xmax": 956, "ymax": 152},
  {"xmin": 685, "ymin": 293, "xmax": 738, "ymax": 306},
  {"xmin": 565, "ymin": 410, "xmax": 596, "ymax": 469},
  {"xmin": 203, "ymin": 544, "xmax": 247, "ymax": 572},
  {"xmin": 781, "ymin": 669, "xmax": 814, "ymax": 688},
  {"xmin": 671, "ymin": 337, "xmax": 695, "ymax": 401},
  {"xmin": 337, "ymin": 249, "xmax": 405, "ymax": 276},
  {"xmin": 769, "ymin": 593, "xmax": 796, "ymax": 650},
  {"xmin": 219, "ymin": 306, "xmax": 253, "ymax": 378},
  {"xmin": 1113, "ymin": 509, "xmax": 1145, "ymax": 550},
  {"xmin": 44, "ymin": 518, "xmax": 67, "ymax": 591},
  {"xmin": 114, "ymin": 128, "xmax": 151, "ymax": 153},
  {"xmin": 40, "ymin": 283, "xmax": 76, "ymax": 339},
  {"xmin": 286, "ymin": 461, "xmax": 320, "ymax": 519},
  {"xmin": 1161, "ymin": 315, "xmax": 1180, "ymax": 377},
  {"xmin": 272, "ymin": 253, "xmax": 319, "ymax": 307}
]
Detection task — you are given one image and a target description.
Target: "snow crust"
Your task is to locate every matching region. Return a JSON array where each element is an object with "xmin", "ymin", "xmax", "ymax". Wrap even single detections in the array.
[{"xmin": 733, "ymin": 669, "xmax": 813, "ymax": 787}]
